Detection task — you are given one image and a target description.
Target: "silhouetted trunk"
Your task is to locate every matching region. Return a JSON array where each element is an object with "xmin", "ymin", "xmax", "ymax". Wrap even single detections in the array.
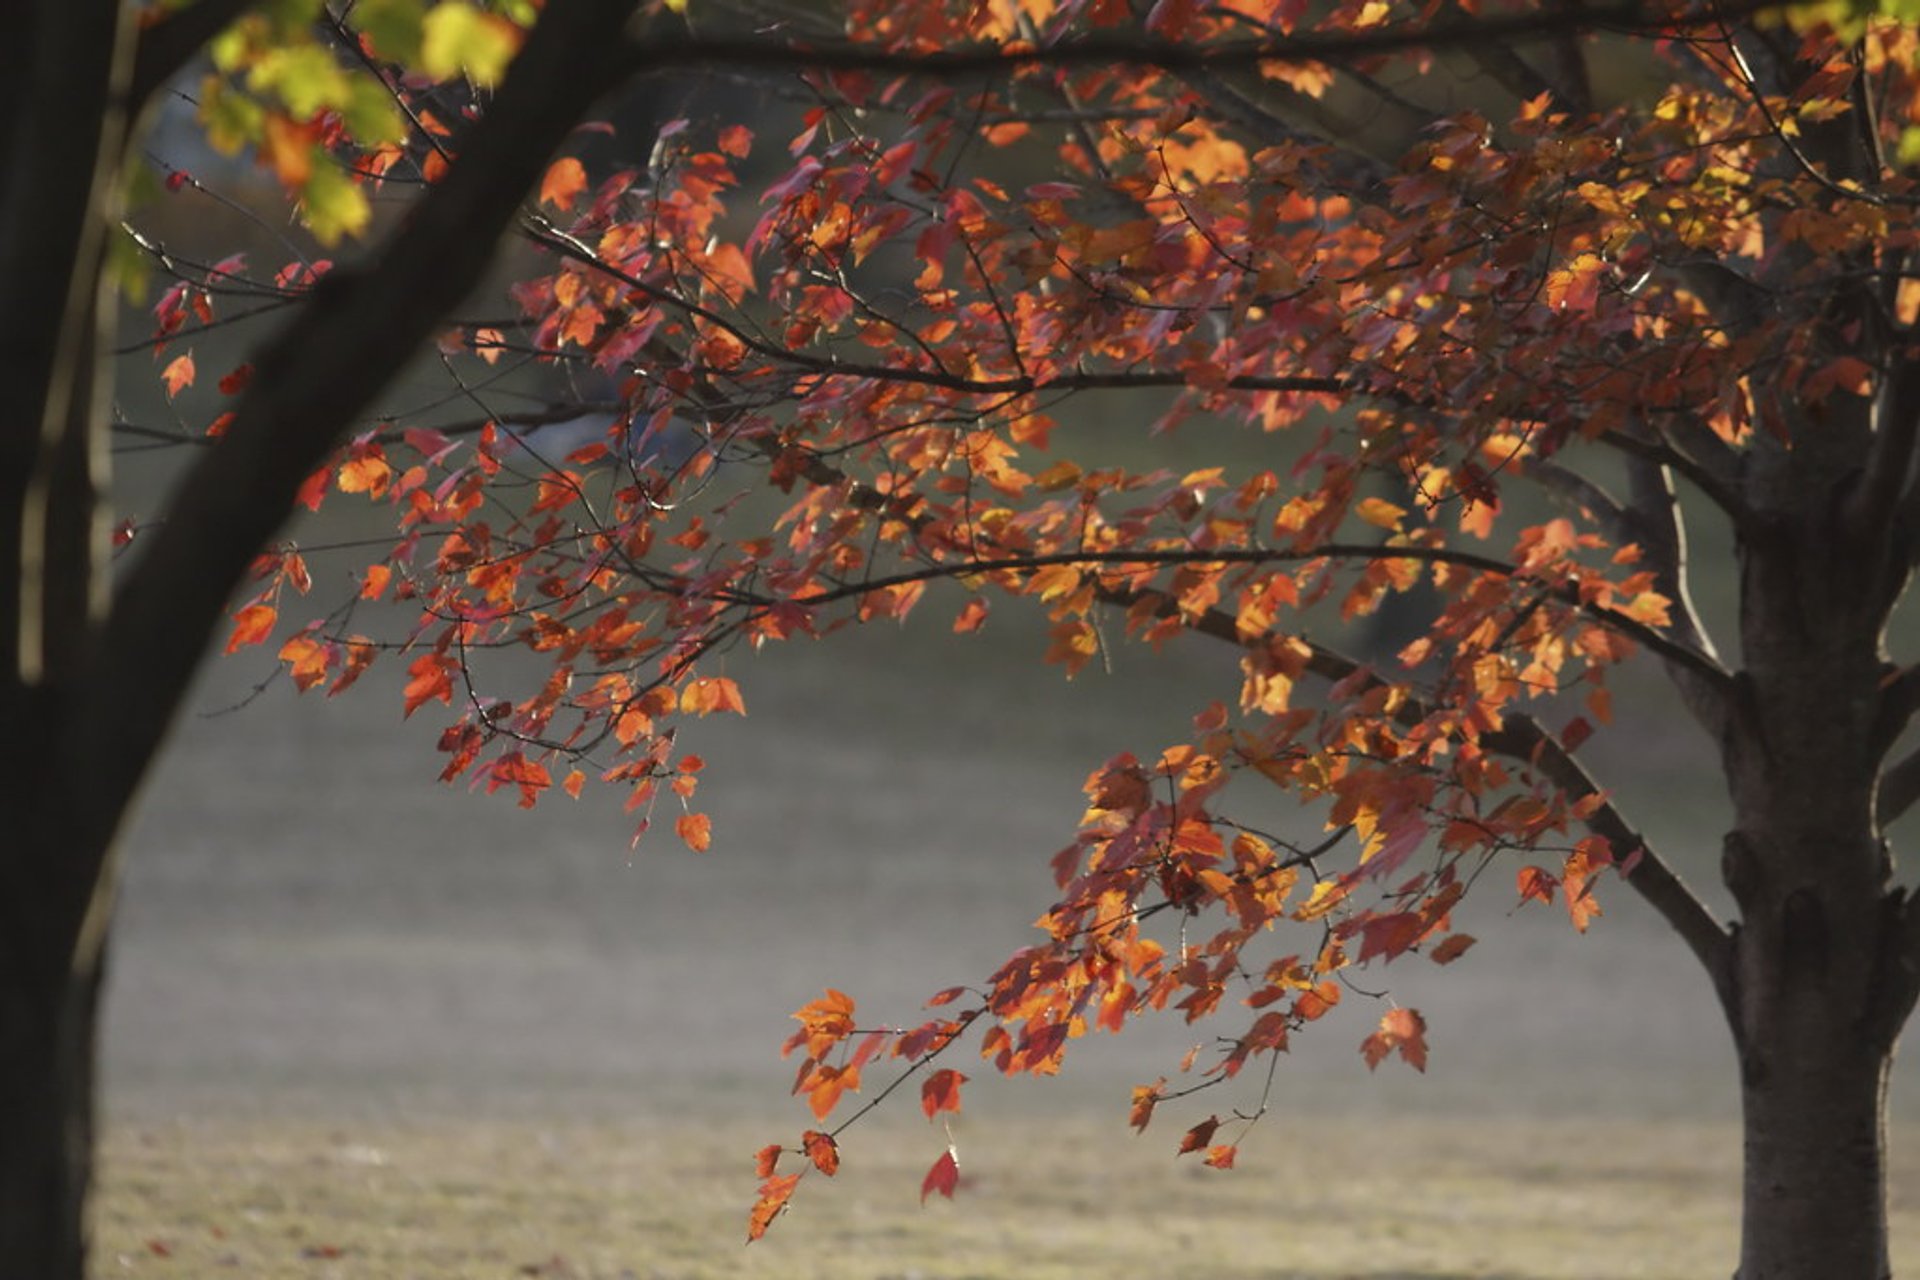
[{"xmin": 0, "ymin": 922, "xmax": 105, "ymax": 1280}]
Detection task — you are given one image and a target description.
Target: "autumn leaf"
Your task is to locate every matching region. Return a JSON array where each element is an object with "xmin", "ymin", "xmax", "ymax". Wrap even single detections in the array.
[
  {"xmin": 754, "ymin": 1143, "xmax": 782, "ymax": 1179},
  {"xmin": 539, "ymin": 157, "xmax": 588, "ymax": 210},
  {"xmin": 1177, "ymin": 1115, "xmax": 1221, "ymax": 1155},
  {"xmin": 1360, "ymin": 1007, "xmax": 1428, "ymax": 1073},
  {"xmin": 225, "ymin": 603, "xmax": 276, "ymax": 654},
  {"xmin": 401, "ymin": 652, "xmax": 455, "ymax": 717},
  {"xmin": 802, "ymin": 1130, "xmax": 840, "ymax": 1175},
  {"xmin": 675, "ymin": 812, "xmax": 712, "ymax": 852},
  {"xmin": 161, "ymin": 351, "xmax": 196, "ymax": 399},
  {"xmin": 920, "ymin": 1069, "xmax": 966, "ymax": 1120},
  {"xmin": 746, "ymin": 1173, "xmax": 801, "ymax": 1242},
  {"xmin": 919, "ymin": 1147, "xmax": 960, "ymax": 1203},
  {"xmin": 1203, "ymin": 1145, "xmax": 1238, "ymax": 1169}
]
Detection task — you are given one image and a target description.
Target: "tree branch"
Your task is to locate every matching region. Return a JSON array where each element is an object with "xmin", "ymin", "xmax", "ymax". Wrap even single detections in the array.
[
  {"xmin": 128, "ymin": 0, "xmax": 257, "ymax": 113},
  {"xmin": 1106, "ymin": 583, "xmax": 1734, "ymax": 984},
  {"xmin": 70, "ymin": 0, "xmax": 643, "ymax": 861},
  {"xmin": 613, "ymin": 0, "xmax": 1789, "ymax": 82},
  {"xmin": 1878, "ymin": 743, "xmax": 1920, "ymax": 827}
]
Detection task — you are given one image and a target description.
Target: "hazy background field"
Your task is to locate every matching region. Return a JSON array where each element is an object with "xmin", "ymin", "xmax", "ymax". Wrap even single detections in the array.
[{"xmin": 91, "ymin": 557, "xmax": 1920, "ymax": 1276}]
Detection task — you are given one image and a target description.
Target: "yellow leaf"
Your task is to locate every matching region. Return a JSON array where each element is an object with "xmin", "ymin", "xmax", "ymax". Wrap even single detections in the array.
[
  {"xmin": 1354, "ymin": 497, "xmax": 1405, "ymax": 531},
  {"xmin": 421, "ymin": 2, "xmax": 521, "ymax": 86}
]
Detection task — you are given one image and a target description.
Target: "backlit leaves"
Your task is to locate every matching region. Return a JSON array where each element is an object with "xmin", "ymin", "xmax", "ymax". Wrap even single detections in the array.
[
  {"xmin": 160, "ymin": 0, "xmax": 1910, "ymax": 1239},
  {"xmin": 920, "ymin": 1147, "xmax": 960, "ymax": 1203}
]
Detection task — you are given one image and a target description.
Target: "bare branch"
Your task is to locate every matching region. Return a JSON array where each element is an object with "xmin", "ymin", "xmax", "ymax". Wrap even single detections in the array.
[
  {"xmin": 129, "ymin": 0, "xmax": 256, "ymax": 113},
  {"xmin": 614, "ymin": 1, "xmax": 1790, "ymax": 83}
]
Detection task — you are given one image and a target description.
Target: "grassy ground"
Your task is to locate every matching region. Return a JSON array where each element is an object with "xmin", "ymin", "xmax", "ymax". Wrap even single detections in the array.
[{"xmin": 99, "ymin": 1106, "xmax": 1862, "ymax": 1280}]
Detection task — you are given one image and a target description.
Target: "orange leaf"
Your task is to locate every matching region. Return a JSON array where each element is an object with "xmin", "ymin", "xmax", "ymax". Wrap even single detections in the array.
[
  {"xmin": 675, "ymin": 812, "xmax": 712, "ymax": 852},
  {"xmin": 754, "ymin": 1143, "xmax": 782, "ymax": 1179},
  {"xmin": 225, "ymin": 603, "xmax": 276, "ymax": 654},
  {"xmin": 539, "ymin": 157, "xmax": 588, "ymax": 210},
  {"xmin": 402, "ymin": 652, "xmax": 455, "ymax": 717},
  {"xmin": 919, "ymin": 1147, "xmax": 960, "ymax": 1203},
  {"xmin": 919, "ymin": 1069, "xmax": 966, "ymax": 1120},
  {"xmin": 746, "ymin": 1173, "xmax": 801, "ymax": 1242},
  {"xmin": 1129, "ymin": 1081, "xmax": 1163, "ymax": 1132},
  {"xmin": 1427, "ymin": 934, "xmax": 1476, "ymax": 965},
  {"xmin": 360, "ymin": 564, "xmax": 392, "ymax": 600},
  {"xmin": 161, "ymin": 351, "xmax": 195, "ymax": 399},
  {"xmin": 1360, "ymin": 1007, "xmax": 1428, "ymax": 1072},
  {"xmin": 681, "ymin": 676, "xmax": 747, "ymax": 716},
  {"xmin": 802, "ymin": 1130, "xmax": 839, "ymax": 1175},
  {"xmin": 278, "ymin": 633, "xmax": 329, "ymax": 692},
  {"xmin": 1203, "ymin": 1145, "xmax": 1238, "ymax": 1169}
]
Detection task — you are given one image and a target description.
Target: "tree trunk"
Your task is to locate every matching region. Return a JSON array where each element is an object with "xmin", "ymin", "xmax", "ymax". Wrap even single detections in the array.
[
  {"xmin": 1738, "ymin": 1038, "xmax": 1891, "ymax": 1279},
  {"xmin": 0, "ymin": 914, "xmax": 106, "ymax": 1280}
]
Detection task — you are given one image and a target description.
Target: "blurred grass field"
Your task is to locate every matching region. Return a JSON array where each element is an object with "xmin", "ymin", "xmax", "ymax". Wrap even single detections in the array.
[
  {"xmin": 95, "ymin": 436, "xmax": 1920, "ymax": 1277},
  {"xmin": 101, "ymin": 1106, "xmax": 1911, "ymax": 1280}
]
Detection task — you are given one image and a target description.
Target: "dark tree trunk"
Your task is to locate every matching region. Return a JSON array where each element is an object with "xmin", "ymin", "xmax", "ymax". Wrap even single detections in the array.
[
  {"xmin": 0, "ymin": 930, "xmax": 105, "ymax": 1280},
  {"xmin": 1738, "ymin": 1035, "xmax": 1891, "ymax": 1279}
]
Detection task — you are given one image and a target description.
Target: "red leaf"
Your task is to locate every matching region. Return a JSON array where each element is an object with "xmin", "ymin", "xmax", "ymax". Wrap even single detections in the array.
[
  {"xmin": 1360, "ymin": 1007, "xmax": 1428, "ymax": 1072},
  {"xmin": 1177, "ymin": 1115, "xmax": 1221, "ymax": 1155},
  {"xmin": 1427, "ymin": 934, "xmax": 1477, "ymax": 965},
  {"xmin": 218, "ymin": 362, "xmax": 253, "ymax": 395},
  {"xmin": 919, "ymin": 1147, "xmax": 960, "ymax": 1203},
  {"xmin": 919, "ymin": 1069, "xmax": 966, "ymax": 1120}
]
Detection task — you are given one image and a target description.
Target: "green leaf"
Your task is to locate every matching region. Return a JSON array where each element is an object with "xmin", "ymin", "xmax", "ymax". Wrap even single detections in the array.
[
  {"xmin": 354, "ymin": 0, "xmax": 427, "ymax": 64},
  {"xmin": 421, "ymin": 2, "xmax": 519, "ymax": 87},
  {"xmin": 248, "ymin": 43, "xmax": 351, "ymax": 119},
  {"xmin": 200, "ymin": 76, "xmax": 265, "ymax": 154},
  {"xmin": 341, "ymin": 74, "xmax": 406, "ymax": 145},
  {"xmin": 299, "ymin": 160, "xmax": 372, "ymax": 244}
]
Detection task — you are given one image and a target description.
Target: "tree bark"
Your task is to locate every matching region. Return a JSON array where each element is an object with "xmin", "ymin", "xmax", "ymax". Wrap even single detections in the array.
[
  {"xmin": 1737, "ymin": 1035, "xmax": 1891, "ymax": 1279},
  {"xmin": 0, "ymin": 908, "xmax": 105, "ymax": 1280}
]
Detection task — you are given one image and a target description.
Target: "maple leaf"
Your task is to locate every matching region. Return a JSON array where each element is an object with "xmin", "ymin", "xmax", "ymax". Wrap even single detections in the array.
[
  {"xmin": 746, "ymin": 1173, "xmax": 801, "ymax": 1242},
  {"xmin": 802, "ymin": 1130, "xmax": 840, "ymax": 1175},
  {"xmin": 225, "ymin": 603, "xmax": 276, "ymax": 654},
  {"xmin": 1360, "ymin": 1008, "xmax": 1429, "ymax": 1073},
  {"xmin": 920, "ymin": 1147, "xmax": 960, "ymax": 1203},
  {"xmin": 675, "ymin": 812, "xmax": 712, "ymax": 852},
  {"xmin": 539, "ymin": 157, "xmax": 587, "ymax": 210},
  {"xmin": 920, "ymin": 1068, "xmax": 967, "ymax": 1120},
  {"xmin": 1178, "ymin": 1115, "xmax": 1222, "ymax": 1155},
  {"xmin": 161, "ymin": 351, "xmax": 195, "ymax": 399}
]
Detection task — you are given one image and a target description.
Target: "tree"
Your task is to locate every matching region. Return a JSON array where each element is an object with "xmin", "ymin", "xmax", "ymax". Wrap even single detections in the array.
[{"xmin": 6, "ymin": 0, "xmax": 1915, "ymax": 1277}]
